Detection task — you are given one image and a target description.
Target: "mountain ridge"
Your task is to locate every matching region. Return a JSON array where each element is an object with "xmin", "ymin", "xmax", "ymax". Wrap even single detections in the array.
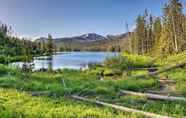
[{"xmin": 35, "ymin": 32, "xmax": 130, "ymax": 52}]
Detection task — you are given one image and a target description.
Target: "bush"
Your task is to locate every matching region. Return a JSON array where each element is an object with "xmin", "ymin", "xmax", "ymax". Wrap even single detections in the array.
[
  {"xmin": 104, "ymin": 56, "xmax": 132, "ymax": 72},
  {"xmin": 121, "ymin": 53, "xmax": 156, "ymax": 68},
  {"xmin": 155, "ymin": 52, "xmax": 186, "ymax": 66},
  {"xmin": 104, "ymin": 53, "xmax": 156, "ymax": 75},
  {"xmin": 0, "ymin": 55, "xmax": 28, "ymax": 63}
]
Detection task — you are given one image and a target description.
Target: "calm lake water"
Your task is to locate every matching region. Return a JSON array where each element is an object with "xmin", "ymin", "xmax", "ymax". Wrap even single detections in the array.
[{"xmin": 12, "ymin": 52, "xmax": 118, "ymax": 70}]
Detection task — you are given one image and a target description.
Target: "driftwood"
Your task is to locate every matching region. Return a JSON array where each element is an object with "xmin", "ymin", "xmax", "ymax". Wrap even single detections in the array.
[
  {"xmin": 120, "ymin": 90, "xmax": 186, "ymax": 102},
  {"xmin": 158, "ymin": 79, "xmax": 176, "ymax": 84},
  {"xmin": 29, "ymin": 91, "xmax": 51, "ymax": 96},
  {"xmin": 128, "ymin": 67, "xmax": 159, "ymax": 70},
  {"xmin": 149, "ymin": 60, "xmax": 186, "ymax": 76},
  {"xmin": 145, "ymin": 90, "xmax": 166, "ymax": 95},
  {"xmin": 29, "ymin": 91, "xmax": 61, "ymax": 97},
  {"xmin": 71, "ymin": 95, "xmax": 171, "ymax": 118}
]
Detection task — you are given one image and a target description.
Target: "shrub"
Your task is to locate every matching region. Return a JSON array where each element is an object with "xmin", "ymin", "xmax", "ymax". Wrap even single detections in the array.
[
  {"xmin": 121, "ymin": 53, "xmax": 155, "ymax": 68},
  {"xmin": 104, "ymin": 56, "xmax": 132, "ymax": 73},
  {"xmin": 104, "ymin": 53, "xmax": 156, "ymax": 76}
]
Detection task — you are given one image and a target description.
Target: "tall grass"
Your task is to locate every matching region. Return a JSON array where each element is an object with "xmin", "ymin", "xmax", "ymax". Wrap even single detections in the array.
[
  {"xmin": 0, "ymin": 60, "xmax": 185, "ymax": 117},
  {"xmin": 0, "ymin": 88, "xmax": 142, "ymax": 118},
  {"xmin": 0, "ymin": 55, "xmax": 30, "ymax": 63},
  {"xmin": 155, "ymin": 52, "xmax": 186, "ymax": 66}
]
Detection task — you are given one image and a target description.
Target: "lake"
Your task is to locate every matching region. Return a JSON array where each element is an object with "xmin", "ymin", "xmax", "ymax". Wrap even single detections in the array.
[{"xmin": 11, "ymin": 52, "xmax": 118, "ymax": 70}]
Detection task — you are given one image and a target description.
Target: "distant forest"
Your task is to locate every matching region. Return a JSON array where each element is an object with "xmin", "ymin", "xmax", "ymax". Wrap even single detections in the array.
[{"xmin": 0, "ymin": 24, "xmax": 54, "ymax": 63}]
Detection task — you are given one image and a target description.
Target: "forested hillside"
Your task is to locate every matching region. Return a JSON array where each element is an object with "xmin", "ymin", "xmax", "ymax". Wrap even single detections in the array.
[
  {"xmin": 0, "ymin": 23, "xmax": 44, "ymax": 63},
  {"xmin": 36, "ymin": 33, "xmax": 129, "ymax": 52},
  {"xmin": 130, "ymin": 0, "xmax": 186, "ymax": 56},
  {"xmin": 0, "ymin": 24, "xmax": 44, "ymax": 55}
]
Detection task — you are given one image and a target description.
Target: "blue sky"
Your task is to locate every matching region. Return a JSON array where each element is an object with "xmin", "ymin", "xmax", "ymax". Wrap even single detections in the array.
[{"xmin": 0, "ymin": 0, "xmax": 168, "ymax": 38}]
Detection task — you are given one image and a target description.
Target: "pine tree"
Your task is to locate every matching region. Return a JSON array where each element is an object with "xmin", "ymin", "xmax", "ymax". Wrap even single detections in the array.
[
  {"xmin": 148, "ymin": 14, "xmax": 154, "ymax": 53},
  {"xmin": 156, "ymin": 26, "xmax": 172, "ymax": 56},
  {"xmin": 47, "ymin": 34, "xmax": 54, "ymax": 56},
  {"xmin": 182, "ymin": 16, "xmax": 186, "ymax": 50},
  {"xmin": 129, "ymin": 32, "xmax": 138, "ymax": 54},
  {"xmin": 128, "ymin": 0, "xmax": 186, "ymax": 56},
  {"xmin": 163, "ymin": 0, "xmax": 184, "ymax": 53},
  {"xmin": 135, "ymin": 15, "xmax": 146, "ymax": 54},
  {"xmin": 152, "ymin": 17, "xmax": 162, "ymax": 54}
]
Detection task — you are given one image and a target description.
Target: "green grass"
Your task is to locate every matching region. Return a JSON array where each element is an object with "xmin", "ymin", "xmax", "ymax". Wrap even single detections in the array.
[
  {"xmin": 101, "ymin": 53, "xmax": 158, "ymax": 76},
  {"xmin": 167, "ymin": 68, "xmax": 186, "ymax": 81},
  {"xmin": 112, "ymin": 96, "xmax": 186, "ymax": 117},
  {"xmin": 0, "ymin": 66, "xmax": 157, "ymax": 97},
  {"xmin": 0, "ymin": 55, "xmax": 32, "ymax": 63},
  {"xmin": 0, "ymin": 88, "xmax": 143, "ymax": 118},
  {"xmin": 131, "ymin": 70, "xmax": 148, "ymax": 76},
  {"xmin": 163, "ymin": 68, "xmax": 186, "ymax": 96},
  {"xmin": 155, "ymin": 52, "xmax": 186, "ymax": 66},
  {"xmin": 0, "ymin": 64, "xmax": 185, "ymax": 117},
  {"xmin": 1, "ymin": 51, "xmax": 186, "ymax": 118},
  {"xmin": 120, "ymin": 52, "xmax": 156, "ymax": 68}
]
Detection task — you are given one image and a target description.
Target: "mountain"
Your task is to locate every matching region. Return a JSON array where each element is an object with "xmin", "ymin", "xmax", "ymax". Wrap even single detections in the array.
[
  {"xmin": 54, "ymin": 33, "xmax": 107, "ymax": 43},
  {"xmin": 106, "ymin": 33, "xmax": 129, "ymax": 40},
  {"xmin": 79, "ymin": 33, "xmax": 107, "ymax": 41},
  {"xmin": 35, "ymin": 33, "xmax": 129, "ymax": 52}
]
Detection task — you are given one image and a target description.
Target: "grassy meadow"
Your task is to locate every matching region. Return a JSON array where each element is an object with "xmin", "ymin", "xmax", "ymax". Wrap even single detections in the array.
[{"xmin": 0, "ymin": 52, "xmax": 186, "ymax": 118}]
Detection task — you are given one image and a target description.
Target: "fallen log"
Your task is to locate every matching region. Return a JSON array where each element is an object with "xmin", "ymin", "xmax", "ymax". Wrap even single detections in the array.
[
  {"xmin": 71, "ymin": 95, "xmax": 171, "ymax": 118},
  {"xmin": 29, "ymin": 91, "xmax": 60, "ymax": 97},
  {"xmin": 145, "ymin": 90, "xmax": 166, "ymax": 95},
  {"xmin": 149, "ymin": 59, "xmax": 186, "ymax": 76},
  {"xmin": 120, "ymin": 90, "xmax": 186, "ymax": 102},
  {"xmin": 29, "ymin": 91, "xmax": 51, "ymax": 97},
  {"xmin": 130, "ymin": 67, "xmax": 159, "ymax": 70},
  {"xmin": 158, "ymin": 79, "xmax": 176, "ymax": 84}
]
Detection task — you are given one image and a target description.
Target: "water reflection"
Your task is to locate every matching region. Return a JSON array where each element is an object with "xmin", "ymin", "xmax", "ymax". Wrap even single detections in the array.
[
  {"xmin": 11, "ymin": 52, "xmax": 118, "ymax": 70},
  {"xmin": 48, "ymin": 56, "xmax": 53, "ymax": 71}
]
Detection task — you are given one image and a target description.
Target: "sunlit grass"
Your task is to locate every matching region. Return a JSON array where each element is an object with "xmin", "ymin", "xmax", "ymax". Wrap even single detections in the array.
[
  {"xmin": 0, "ymin": 88, "xmax": 142, "ymax": 118},
  {"xmin": 0, "ymin": 51, "xmax": 186, "ymax": 118}
]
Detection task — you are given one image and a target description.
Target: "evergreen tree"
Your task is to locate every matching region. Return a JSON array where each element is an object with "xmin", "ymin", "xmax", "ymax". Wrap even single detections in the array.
[
  {"xmin": 129, "ymin": 32, "xmax": 138, "ymax": 54},
  {"xmin": 147, "ymin": 14, "xmax": 154, "ymax": 53},
  {"xmin": 156, "ymin": 26, "xmax": 172, "ymax": 56},
  {"xmin": 163, "ymin": 0, "xmax": 184, "ymax": 53},
  {"xmin": 135, "ymin": 15, "xmax": 146, "ymax": 54},
  {"xmin": 182, "ymin": 16, "xmax": 186, "ymax": 50},
  {"xmin": 130, "ymin": 0, "xmax": 186, "ymax": 56},
  {"xmin": 152, "ymin": 17, "xmax": 162, "ymax": 54},
  {"xmin": 47, "ymin": 34, "xmax": 54, "ymax": 56}
]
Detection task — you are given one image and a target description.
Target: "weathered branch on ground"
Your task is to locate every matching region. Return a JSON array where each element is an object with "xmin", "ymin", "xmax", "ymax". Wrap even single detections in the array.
[
  {"xmin": 158, "ymin": 79, "xmax": 176, "ymax": 84},
  {"xmin": 71, "ymin": 95, "xmax": 171, "ymax": 118},
  {"xmin": 149, "ymin": 60, "xmax": 186, "ymax": 76},
  {"xmin": 120, "ymin": 90, "xmax": 186, "ymax": 102},
  {"xmin": 130, "ymin": 67, "xmax": 159, "ymax": 70},
  {"xmin": 29, "ymin": 91, "xmax": 54, "ymax": 97}
]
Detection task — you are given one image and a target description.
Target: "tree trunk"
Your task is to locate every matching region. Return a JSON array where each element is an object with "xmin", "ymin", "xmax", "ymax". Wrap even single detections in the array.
[
  {"xmin": 120, "ymin": 90, "xmax": 186, "ymax": 102},
  {"xmin": 149, "ymin": 59, "xmax": 186, "ymax": 75},
  {"xmin": 71, "ymin": 95, "xmax": 171, "ymax": 118}
]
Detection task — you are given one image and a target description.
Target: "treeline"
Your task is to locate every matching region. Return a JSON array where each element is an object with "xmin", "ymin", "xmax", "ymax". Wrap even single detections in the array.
[
  {"xmin": 0, "ymin": 23, "xmax": 45, "ymax": 55},
  {"xmin": 37, "ymin": 34, "xmax": 56, "ymax": 56},
  {"xmin": 130, "ymin": 0, "xmax": 186, "ymax": 56},
  {"xmin": 56, "ymin": 35, "xmax": 129, "ymax": 52},
  {"xmin": 0, "ymin": 22, "xmax": 57, "ymax": 56},
  {"xmin": 0, "ymin": 22, "xmax": 47, "ymax": 63}
]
